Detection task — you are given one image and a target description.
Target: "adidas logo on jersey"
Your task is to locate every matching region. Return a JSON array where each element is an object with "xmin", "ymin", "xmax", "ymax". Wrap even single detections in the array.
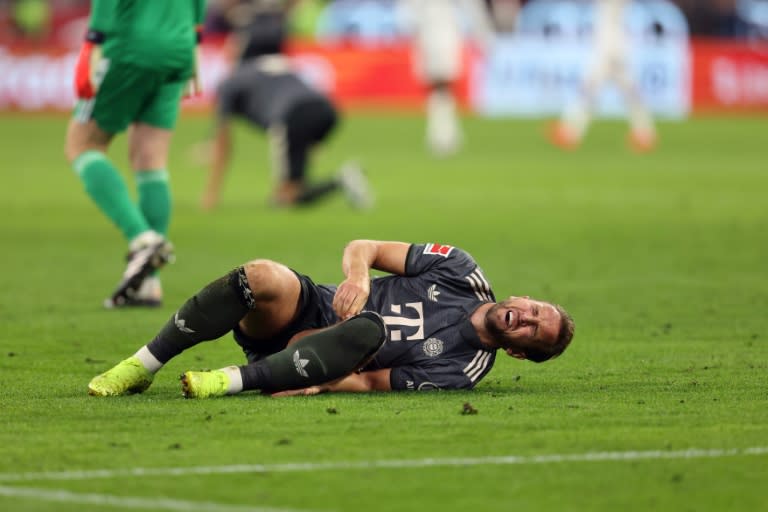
[{"xmin": 427, "ymin": 284, "xmax": 440, "ymax": 302}]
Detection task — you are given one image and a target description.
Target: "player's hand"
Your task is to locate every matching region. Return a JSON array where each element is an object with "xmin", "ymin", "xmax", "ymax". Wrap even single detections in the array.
[
  {"xmin": 74, "ymin": 41, "xmax": 103, "ymax": 99},
  {"xmin": 332, "ymin": 277, "xmax": 370, "ymax": 320},
  {"xmin": 271, "ymin": 386, "xmax": 324, "ymax": 397}
]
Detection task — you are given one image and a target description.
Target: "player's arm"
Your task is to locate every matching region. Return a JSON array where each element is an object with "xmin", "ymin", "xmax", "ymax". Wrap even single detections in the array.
[
  {"xmin": 327, "ymin": 369, "xmax": 392, "ymax": 391},
  {"xmin": 272, "ymin": 369, "xmax": 393, "ymax": 396},
  {"xmin": 200, "ymin": 76, "xmax": 241, "ymax": 210},
  {"xmin": 332, "ymin": 240, "xmax": 411, "ymax": 319},
  {"xmin": 89, "ymin": 0, "xmax": 116, "ymax": 33},
  {"xmin": 194, "ymin": 0, "xmax": 206, "ymax": 25},
  {"xmin": 345, "ymin": 240, "xmax": 410, "ymax": 275},
  {"xmin": 201, "ymin": 116, "xmax": 232, "ymax": 211}
]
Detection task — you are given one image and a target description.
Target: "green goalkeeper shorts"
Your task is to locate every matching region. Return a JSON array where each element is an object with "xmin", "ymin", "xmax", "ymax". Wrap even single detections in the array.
[{"xmin": 73, "ymin": 60, "xmax": 189, "ymax": 134}]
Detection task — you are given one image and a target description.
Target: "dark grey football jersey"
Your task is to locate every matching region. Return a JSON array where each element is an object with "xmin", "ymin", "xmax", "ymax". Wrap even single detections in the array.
[
  {"xmin": 216, "ymin": 57, "xmax": 329, "ymax": 129},
  {"xmin": 359, "ymin": 243, "xmax": 498, "ymax": 391}
]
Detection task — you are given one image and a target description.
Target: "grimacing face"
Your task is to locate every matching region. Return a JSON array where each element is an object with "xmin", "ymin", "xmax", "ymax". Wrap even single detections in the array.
[{"xmin": 484, "ymin": 296, "xmax": 562, "ymax": 358}]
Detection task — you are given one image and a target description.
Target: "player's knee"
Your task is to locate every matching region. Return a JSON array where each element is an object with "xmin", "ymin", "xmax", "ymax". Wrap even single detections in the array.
[
  {"xmin": 242, "ymin": 259, "xmax": 291, "ymax": 295},
  {"xmin": 129, "ymin": 126, "xmax": 170, "ymax": 170},
  {"xmin": 64, "ymin": 140, "xmax": 78, "ymax": 164},
  {"xmin": 64, "ymin": 142, "xmax": 98, "ymax": 166},
  {"xmin": 129, "ymin": 145, "xmax": 164, "ymax": 170},
  {"xmin": 64, "ymin": 128, "xmax": 85, "ymax": 164},
  {"xmin": 65, "ymin": 120, "xmax": 110, "ymax": 164}
]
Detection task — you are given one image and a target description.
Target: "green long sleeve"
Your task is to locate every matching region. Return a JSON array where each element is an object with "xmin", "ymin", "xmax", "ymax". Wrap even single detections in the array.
[
  {"xmin": 89, "ymin": 0, "xmax": 116, "ymax": 33},
  {"xmin": 195, "ymin": 0, "xmax": 206, "ymax": 25}
]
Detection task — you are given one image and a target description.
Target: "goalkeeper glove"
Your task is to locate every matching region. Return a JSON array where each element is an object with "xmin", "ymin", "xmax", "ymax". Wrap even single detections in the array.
[
  {"xmin": 74, "ymin": 30, "xmax": 106, "ymax": 99},
  {"xmin": 185, "ymin": 25, "xmax": 204, "ymax": 98}
]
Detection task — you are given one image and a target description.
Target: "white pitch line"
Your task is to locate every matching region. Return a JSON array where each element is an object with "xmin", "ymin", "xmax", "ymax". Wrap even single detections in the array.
[
  {"xmin": 1, "ymin": 446, "xmax": 766, "ymax": 484},
  {"xmin": 0, "ymin": 485, "xmax": 316, "ymax": 512}
]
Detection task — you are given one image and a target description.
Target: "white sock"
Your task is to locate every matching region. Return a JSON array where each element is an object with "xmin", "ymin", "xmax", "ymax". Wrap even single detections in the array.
[
  {"xmin": 219, "ymin": 365, "xmax": 244, "ymax": 394},
  {"xmin": 133, "ymin": 346, "xmax": 163, "ymax": 373},
  {"xmin": 427, "ymin": 90, "xmax": 461, "ymax": 155},
  {"xmin": 628, "ymin": 102, "xmax": 655, "ymax": 137},
  {"xmin": 129, "ymin": 230, "xmax": 162, "ymax": 251},
  {"xmin": 562, "ymin": 101, "xmax": 591, "ymax": 141}
]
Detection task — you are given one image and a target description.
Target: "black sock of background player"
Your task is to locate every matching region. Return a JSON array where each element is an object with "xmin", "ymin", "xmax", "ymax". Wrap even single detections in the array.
[
  {"xmin": 146, "ymin": 267, "xmax": 253, "ymax": 363},
  {"xmin": 239, "ymin": 312, "xmax": 386, "ymax": 392}
]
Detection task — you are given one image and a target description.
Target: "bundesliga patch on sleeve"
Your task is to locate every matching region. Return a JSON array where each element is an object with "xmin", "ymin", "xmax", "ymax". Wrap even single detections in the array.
[{"xmin": 423, "ymin": 243, "xmax": 454, "ymax": 257}]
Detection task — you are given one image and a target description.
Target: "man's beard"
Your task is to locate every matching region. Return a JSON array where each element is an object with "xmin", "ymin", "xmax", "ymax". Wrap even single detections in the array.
[{"xmin": 484, "ymin": 303, "xmax": 507, "ymax": 341}]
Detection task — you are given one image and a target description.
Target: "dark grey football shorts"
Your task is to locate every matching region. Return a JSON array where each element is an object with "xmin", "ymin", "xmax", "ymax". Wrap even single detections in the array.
[{"xmin": 232, "ymin": 271, "xmax": 338, "ymax": 363}]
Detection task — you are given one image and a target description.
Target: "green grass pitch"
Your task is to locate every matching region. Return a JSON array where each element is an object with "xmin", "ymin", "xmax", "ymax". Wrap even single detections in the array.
[{"xmin": 0, "ymin": 111, "xmax": 766, "ymax": 511}]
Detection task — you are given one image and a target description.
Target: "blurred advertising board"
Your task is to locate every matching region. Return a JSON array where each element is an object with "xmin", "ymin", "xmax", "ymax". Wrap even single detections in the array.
[
  {"xmin": 472, "ymin": 0, "xmax": 691, "ymax": 118},
  {"xmin": 0, "ymin": 40, "xmax": 443, "ymax": 113},
  {"xmin": 691, "ymin": 39, "xmax": 768, "ymax": 112},
  {"xmin": 0, "ymin": 25, "xmax": 767, "ymax": 114}
]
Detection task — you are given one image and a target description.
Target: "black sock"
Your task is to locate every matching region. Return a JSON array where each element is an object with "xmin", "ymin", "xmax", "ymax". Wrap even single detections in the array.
[
  {"xmin": 147, "ymin": 267, "xmax": 254, "ymax": 363},
  {"xmin": 239, "ymin": 311, "xmax": 386, "ymax": 392},
  {"xmin": 295, "ymin": 180, "xmax": 340, "ymax": 205}
]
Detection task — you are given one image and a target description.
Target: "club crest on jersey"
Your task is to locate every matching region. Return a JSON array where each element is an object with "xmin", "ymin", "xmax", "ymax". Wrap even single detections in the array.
[
  {"xmin": 423, "ymin": 243, "xmax": 454, "ymax": 257},
  {"xmin": 423, "ymin": 338, "xmax": 444, "ymax": 357}
]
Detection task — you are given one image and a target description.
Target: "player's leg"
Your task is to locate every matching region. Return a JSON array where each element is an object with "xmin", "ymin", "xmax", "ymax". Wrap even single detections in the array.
[
  {"xmin": 66, "ymin": 62, "xmax": 173, "ymax": 307},
  {"xmin": 293, "ymin": 100, "xmax": 373, "ymax": 207},
  {"xmin": 120, "ymin": 77, "xmax": 186, "ymax": 306},
  {"xmin": 65, "ymin": 115, "xmax": 149, "ymax": 244},
  {"xmin": 614, "ymin": 64, "xmax": 657, "ymax": 152},
  {"xmin": 127, "ymin": 124, "xmax": 174, "ymax": 307},
  {"xmin": 269, "ymin": 100, "xmax": 342, "ymax": 207},
  {"xmin": 414, "ymin": 15, "xmax": 463, "ymax": 156},
  {"xmin": 88, "ymin": 259, "xmax": 302, "ymax": 396},
  {"xmin": 282, "ymin": 100, "xmax": 375, "ymax": 209},
  {"xmin": 65, "ymin": 61, "xmax": 156, "ymax": 242},
  {"xmin": 337, "ymin": 159, "xmax": 374, "ymax": 210},
  {"xmin": 266, "ymin": 122, "xmax": 297, "ymax": 205},
  {"xmin": 130, "ymin": 125, "xmax": 173, "ymax": 240},
  {"xmin": 551, "ymin": 59, "xmax": 607, "ymax": 149},
  {"xmin": 181, "ymin": 311, "xmax": 387, "ymax": 398},
  {"xmin": 132, "ymin": 75, "xmax": 185, "ymax": 236},
  {"xmin": 180, "ymin": 265, "xmax": 386, "ymax": 398}
]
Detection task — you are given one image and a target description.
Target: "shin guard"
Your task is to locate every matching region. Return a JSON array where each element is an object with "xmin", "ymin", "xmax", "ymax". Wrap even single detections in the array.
[
  {"xmin": 243, "ymin": 311, "xmax": 387, "ymax": 391},
  {"xmin": 147, "ymin": 267, "xmax": 253, "ymax": 363}
]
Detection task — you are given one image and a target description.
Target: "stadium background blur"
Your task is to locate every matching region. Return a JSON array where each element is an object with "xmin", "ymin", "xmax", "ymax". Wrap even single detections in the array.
[
  {"xmin": 1, "ymin": 0, "xmax": 767, "ymax": 117},
  {"xmin": 2, "ymin": 0, "xmax": 768, "ymax": 42}
]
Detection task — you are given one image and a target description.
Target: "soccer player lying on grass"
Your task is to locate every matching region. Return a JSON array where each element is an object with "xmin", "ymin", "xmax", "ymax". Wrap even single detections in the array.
[{"xmin": 88, "ymin": 240, "xmax": 575, "ymax": 398}]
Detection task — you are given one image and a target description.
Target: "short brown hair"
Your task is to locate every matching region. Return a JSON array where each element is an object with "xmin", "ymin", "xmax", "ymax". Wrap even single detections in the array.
[{"xmin": 525, "ymin": 303, "xmax": 575, "ymax": 363}]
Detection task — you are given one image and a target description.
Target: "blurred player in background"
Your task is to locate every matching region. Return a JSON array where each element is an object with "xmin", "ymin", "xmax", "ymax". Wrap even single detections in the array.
[
  {"xmin": 400, "ymin": 0, "xmax": 496, "ymax": 157},
  {"xmin": 198, "ymin": 0, "xmax": 372, "ymax": 210},
  {"xmin": 64, "ymin": 0, "xmax": 206, "ymax": 308},
  {"xmin": 549, "ymin": 0, "xmax": 658, "ymax": 152}
]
